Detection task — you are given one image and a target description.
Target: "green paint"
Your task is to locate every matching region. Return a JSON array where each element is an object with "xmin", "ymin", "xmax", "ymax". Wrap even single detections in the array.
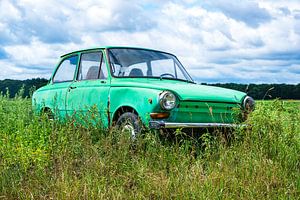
[{"xmin": 32, "ymin": 47, "xmax": 250, "ymax": 129}]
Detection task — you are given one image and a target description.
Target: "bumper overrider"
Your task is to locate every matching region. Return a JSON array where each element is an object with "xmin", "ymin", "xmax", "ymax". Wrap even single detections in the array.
[{"xmin": 149, "ymin": 121, "xmax": 245, "ymax": 129}]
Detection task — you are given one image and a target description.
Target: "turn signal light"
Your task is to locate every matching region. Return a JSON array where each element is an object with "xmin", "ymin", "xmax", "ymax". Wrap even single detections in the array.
[{"xmin": 150, "ymin": 112, "xmax": 170, "ymax": 119}]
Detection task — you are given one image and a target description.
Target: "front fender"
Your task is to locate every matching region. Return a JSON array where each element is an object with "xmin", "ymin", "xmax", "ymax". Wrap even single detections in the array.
[{"xmin": 109, "ymin": 87, "xmax": 164, "ymax": 126}]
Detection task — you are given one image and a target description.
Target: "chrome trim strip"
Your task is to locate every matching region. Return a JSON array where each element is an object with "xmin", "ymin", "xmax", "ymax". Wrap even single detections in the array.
[
  {"xmin": 149, "ymin": 121, "xmax": 245, "ymax": 129},
  {"xmin": 165, "ymin": 122, "xmax": 241, "ymax": 128}
]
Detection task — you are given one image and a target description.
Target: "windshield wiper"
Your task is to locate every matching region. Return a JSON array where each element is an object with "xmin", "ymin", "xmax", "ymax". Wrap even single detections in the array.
[{"xmin": 158, "ymin": 76, "xmax": 195, "ymax": 84}]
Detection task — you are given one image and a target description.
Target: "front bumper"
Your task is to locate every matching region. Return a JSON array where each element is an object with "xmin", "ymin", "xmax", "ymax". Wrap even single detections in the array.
[{"xmin": 149, "ymin": 121, "xmax": 244, "ymax": 129}]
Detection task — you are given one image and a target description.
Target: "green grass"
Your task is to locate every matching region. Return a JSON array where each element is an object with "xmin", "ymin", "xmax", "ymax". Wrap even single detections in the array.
[{"xmin": 0, "ymin": 95, "xmax": 299, "ymax": 199}]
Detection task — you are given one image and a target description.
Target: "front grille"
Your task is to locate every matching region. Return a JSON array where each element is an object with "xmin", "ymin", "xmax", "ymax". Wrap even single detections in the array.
[{"xmin": 168, "ymin": 101, "xmax": 241, "ymax": 123}]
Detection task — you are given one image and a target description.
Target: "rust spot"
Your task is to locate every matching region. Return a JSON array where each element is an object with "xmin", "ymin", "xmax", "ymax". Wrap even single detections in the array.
[
  {"xmin": 209, "ymin": 107, "xmax": 213, "ymax": 116},
  {"xmin": 148, "ymin": 98, "xmax": 153, "ymax": 104}
]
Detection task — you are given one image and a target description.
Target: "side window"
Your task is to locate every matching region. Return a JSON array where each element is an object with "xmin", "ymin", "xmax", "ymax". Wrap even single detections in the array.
[
  {"xmin": 53, "ymin": 55, "xmax": 78, "ymax": 83},
  {"xmin": 77, "ymin": 52, "xmax": 107, "ymax": 80}
]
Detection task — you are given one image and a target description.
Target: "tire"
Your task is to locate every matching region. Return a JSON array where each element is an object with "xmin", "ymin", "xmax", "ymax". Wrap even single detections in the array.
[
  {"xmin": 43, "ymin": 108, "xmax": 54, "ymax": 120},
  {"xmin": 116, "ymin": 112, "xmax": 142, "ymax": 139}
]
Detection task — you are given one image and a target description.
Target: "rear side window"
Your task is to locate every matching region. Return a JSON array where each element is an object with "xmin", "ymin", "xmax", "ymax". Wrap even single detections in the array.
[
  {"xmin": 53, "ymin": 55, "xmax": 78, "ymax": 83},
  {"xmin": 77, "ymin": 52, "xmax": 107, "ymax": 80}
]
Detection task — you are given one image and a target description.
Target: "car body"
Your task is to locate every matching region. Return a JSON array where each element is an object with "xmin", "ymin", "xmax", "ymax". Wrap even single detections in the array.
[{"xmin": 32, "ymin": 46, "xmax": 255, "ymax": 134}]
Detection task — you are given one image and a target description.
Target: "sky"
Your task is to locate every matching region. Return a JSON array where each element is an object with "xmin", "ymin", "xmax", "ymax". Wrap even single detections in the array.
[{"xmin": 0, "ymin": 0, "xmax": 300, "ymax": 83}]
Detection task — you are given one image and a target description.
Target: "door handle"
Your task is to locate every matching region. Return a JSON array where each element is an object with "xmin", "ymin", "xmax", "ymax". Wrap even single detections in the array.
[
  {"xmin": 68, "ymin": 86, "xmax": 77, "ymax": 92},
  {"xmin": 100, "ymin": 80, "xmax": 106, "ymax": 84}
]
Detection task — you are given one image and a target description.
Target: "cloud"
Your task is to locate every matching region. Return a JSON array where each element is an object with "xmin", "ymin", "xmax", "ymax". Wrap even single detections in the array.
[
  {"xmin": 289, "ymin": 65, "xmax": 300, "ymax": 74},
  {"xmin": 0, "ymin": 0, "xmax": 299, "ymax": 83},
  {"xmin": 0, "ymin": 0, "xmax": 155, "ymax": 44},
  {"xmin": 0, "ymin": 0, "xmax": 25, "ymax": 44},
  {"xmin": 205, "ymin": 0, "xmax": 272, "ymax": 28},
  {"xmin": 260, "ymin": 51, "xmax": 300, "ymax": 61},
  {"xmin": 0, "ymin": 0, "xmax": 22, "ymax": 22},
  {"xmin": 0, "ymin": 60, "xmax": 46, "ymax": 80},
  {"xmin": 0, "ymin": 48, "xmax": 8, "ymax": 59},
  {"xmin": 279, "ymin": 7, "xmax": 291, "ymax": 15}
]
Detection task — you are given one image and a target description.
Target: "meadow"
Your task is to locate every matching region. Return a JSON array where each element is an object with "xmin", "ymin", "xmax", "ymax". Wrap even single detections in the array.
[{"xmin": 0, "ymin": 93, "xmax": 299, "ymax": 199}]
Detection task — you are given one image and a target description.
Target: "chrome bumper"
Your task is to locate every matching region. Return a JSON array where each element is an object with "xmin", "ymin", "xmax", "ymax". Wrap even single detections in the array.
[{"xmin": 149, "ymin": 121, "xmax": 243, "ymax": 129}]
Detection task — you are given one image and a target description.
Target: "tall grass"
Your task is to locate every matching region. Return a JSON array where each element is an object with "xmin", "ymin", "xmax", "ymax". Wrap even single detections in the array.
[{"xmin": 0, "ymin": 94, "xmax": 299, "ymax": 199}]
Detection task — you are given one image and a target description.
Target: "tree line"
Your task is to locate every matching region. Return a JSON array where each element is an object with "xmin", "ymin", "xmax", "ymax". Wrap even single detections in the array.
[
  {"xmin": 206, "ymin": 83, "xmax": 300, "ymax": 100},
  {"xmin": 0, "ymin": 78, "xmax": 299, "ymax": 100},
  {"xmin": 0, "ymin": 78, "xmax": 48, "ymax": 98}
]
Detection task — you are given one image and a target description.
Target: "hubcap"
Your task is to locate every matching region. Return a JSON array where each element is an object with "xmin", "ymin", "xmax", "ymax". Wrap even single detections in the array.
[{"xmin": 122, "ymin": 123, "xmax": 136, "ymax": 138}]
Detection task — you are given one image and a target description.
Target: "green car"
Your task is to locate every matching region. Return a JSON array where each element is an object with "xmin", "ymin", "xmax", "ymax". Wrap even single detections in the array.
[{"xmin": 32, "ymin": 46, "xmax": 255, "ymax": 135}]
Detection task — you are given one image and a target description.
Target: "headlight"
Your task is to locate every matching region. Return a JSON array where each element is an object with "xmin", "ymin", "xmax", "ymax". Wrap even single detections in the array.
[
  {"xmin": 159, "ymin": 91, "xmax": 176, "ymax": 110},
  {"xmin": 243, "ymin": 96, "xmax": 255, "ymax": 112}
]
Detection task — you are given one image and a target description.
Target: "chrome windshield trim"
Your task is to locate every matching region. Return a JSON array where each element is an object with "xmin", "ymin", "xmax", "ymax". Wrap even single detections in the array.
[{"xmin": 149, "ymin": 121, "xmax": 245, "ymax": 129}]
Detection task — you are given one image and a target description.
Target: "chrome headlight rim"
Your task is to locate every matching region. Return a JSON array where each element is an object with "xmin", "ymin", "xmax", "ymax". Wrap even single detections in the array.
[
  {"xmin": 159, "ymin": 91, "xmax": 177, "ymax": 110},
  {"xmin": 243, "ymin": 96, "xmax": 255, "ymax": 112}
]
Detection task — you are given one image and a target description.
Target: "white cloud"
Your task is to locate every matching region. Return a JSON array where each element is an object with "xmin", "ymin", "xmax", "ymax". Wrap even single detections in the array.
[
  {"xmin": 0, "ymin": 0, "xmax": 22, "ymax": 22},
  {"xmin": 0, "ymin": 0, "xmax": 299, "ymax": 83},
  {"xmin": 0, "ymin": 60, "xmax": 47, "ymax": 80}
]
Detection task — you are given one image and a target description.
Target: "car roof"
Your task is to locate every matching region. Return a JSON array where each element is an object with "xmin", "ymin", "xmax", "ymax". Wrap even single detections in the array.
[{"xmin": 60, "ymin": 46, "xmax": 164, "ymax": 58}]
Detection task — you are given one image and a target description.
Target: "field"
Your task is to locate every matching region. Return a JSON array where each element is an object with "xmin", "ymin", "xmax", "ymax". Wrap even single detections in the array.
[{"xmin": 0, "ymin": 94, "xmax": 299, "ymax": 199}]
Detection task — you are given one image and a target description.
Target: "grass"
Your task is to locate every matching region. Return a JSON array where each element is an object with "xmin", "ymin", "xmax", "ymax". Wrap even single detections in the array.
[{"xmin": 0, "ymin": 94, "xmax": 299, "ymax": 199}]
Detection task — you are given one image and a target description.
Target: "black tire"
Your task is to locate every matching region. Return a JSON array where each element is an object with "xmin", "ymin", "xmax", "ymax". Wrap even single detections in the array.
[
  {"xmin": 43, "ymin": 108, "xmax": 54, "ymax": 120},
  {"xmin": 116, "ymin": 112, "xmax": 142, "ymax": 138}
]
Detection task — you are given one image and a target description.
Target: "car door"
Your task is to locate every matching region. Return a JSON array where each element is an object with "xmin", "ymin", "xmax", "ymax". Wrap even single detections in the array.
[
  {"xmin": 48, "ymin": 55, "xmax": 79, "ymax": 119},
  {"xmin": 66, "ymin": 50, "xmax": 110, "ymax": 127}
]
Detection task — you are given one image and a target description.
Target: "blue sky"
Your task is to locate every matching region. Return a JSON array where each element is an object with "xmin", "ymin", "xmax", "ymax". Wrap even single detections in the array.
[{"xmin": 0, "ymin": 0, "xmax": 299, "ymax": 83}]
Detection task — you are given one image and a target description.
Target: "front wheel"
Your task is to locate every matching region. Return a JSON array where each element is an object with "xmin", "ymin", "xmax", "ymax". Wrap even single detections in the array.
[
  {"xmin": 116, "ymin": 112, "xmax": 142, "ymax": 139},
  {"xmin": 42, "ymin": 108, "xmax": 54, "ymax": 120}
]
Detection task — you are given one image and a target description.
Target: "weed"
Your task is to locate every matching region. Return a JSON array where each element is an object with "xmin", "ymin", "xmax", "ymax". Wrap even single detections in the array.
[{"xmin": 0, "ymin": 96, "xmax": 299, "ymax": 199}]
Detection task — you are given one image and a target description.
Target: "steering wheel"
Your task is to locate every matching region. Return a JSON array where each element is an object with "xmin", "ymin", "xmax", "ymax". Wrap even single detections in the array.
[{"xmin": 160, "ymin": 73, "xmax": 175, "ymax": 79}]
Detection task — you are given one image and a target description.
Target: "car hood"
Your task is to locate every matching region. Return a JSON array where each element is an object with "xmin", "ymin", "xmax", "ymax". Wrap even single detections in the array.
[{"xmin": 111, "ymin": 79, "xmax": 246, "ymax": 103}]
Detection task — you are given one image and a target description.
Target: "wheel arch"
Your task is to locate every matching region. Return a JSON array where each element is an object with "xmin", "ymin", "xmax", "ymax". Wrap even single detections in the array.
[
  {"xmin": 112, "ymin": 106, "xmax": 139, "ymax": 123},
  {"xmin": 41, "ymin": 106, "xmax": 52, "ymax": 113}
]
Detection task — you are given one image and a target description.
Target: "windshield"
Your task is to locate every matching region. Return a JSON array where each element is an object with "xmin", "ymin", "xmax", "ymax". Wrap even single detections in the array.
[{"xmin": 108, "ymin": 48, "xmax": 193, "ymax": 82}]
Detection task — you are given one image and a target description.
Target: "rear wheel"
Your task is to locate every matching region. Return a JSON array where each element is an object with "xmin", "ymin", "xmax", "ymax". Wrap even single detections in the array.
[{"xmin": 116, "ymin": 112, "xmax": 142, "ymax": 139}]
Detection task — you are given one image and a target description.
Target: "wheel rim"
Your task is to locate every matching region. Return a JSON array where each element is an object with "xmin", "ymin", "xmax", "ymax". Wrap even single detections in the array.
[{"xmin": 121, "ymin": 123, "xmax": 136, "ymax": 138}]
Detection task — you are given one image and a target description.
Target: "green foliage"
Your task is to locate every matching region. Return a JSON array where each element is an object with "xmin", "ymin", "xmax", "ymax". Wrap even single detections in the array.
[
  {"xmin": 209, "ymin": 83, "xmax": 300, "ymax": 100},
  {"xmin": 0, "ymin": 78, "xmax": 48, "ymax": 98},
  {"xmin": 1, "ymin": 78, "xmax": 300, "ymax": 99},
  {"xmin": 0, "ymin": 96, "xmax": 299, "ymax": 199}
]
